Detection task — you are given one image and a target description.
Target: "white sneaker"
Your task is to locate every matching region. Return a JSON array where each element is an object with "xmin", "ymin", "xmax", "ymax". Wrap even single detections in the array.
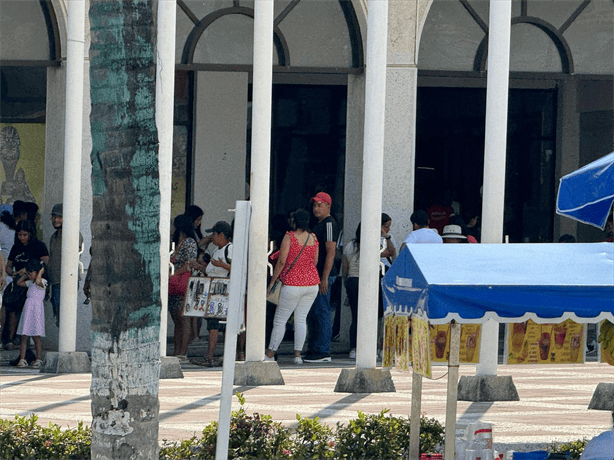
[
  {"xmin": 16, "ymin": 359, "xmax": 28, "ymax": 368},
  {"xmin": 31, "ymin": 359, "xmax": 43, "ymax": 369},
  {"xmin": 264, "ymin": 355, "xmax": 275, "ymax": 362},
  {"xmin": 349, "ymin": 349, "xmax": 356, "ymax": 359},
  {"xmin": 293, "ymin": 356, "xmax": 303, "ymax": 364}
]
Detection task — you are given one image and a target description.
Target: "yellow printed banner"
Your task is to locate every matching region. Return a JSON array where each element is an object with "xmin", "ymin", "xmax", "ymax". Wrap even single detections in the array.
[
  {"xmin": 507, "ymin": 319, "xmax": 584, "ymax": 364},
  {"xmin": 411, "ymin": 317, "xmax": 432, "ymax": 378},
  {"xmin": 598, "ymin": 320, "xmax": 614, "ymax": 365},
  {"xmin": 429, "ymin": 324, "xmax": 481, "ymax": 364},
  {"xmin": 383, "ymin": 315, "xmax": 410, "ymax": 370},
  {"xmin": 384, "ymin": 317, "xmax": 480, "ymax": 370}
]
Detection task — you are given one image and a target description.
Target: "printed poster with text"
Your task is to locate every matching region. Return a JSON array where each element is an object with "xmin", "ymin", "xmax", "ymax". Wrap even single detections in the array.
[
  {"xmin": 411, "ymin": 316, "xmax": 432, "ymax": 378},
  {"xmin": 507, "ymin": 319, "xmax": 584, "ymax": 364},
  {"xmin": 429, "ymin": 324, "xmax": 481, "ymax": 363}
]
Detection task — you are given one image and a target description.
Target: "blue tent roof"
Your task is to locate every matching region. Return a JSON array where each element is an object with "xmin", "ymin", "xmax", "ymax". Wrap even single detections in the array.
[
  {"xmin": 382, "ymin": 243, "xmax": 614, "ymax": 324},
  {"xmin": 556, "ymin": 151, "xmax": 614, "ymax": 230}
]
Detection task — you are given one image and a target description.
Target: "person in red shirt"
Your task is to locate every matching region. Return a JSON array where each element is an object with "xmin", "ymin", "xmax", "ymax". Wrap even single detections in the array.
[
  {"xmin": 426, "ymin": 197, "xmax": 454, "ymax": 236},
  {"xmin": 265, "ymin": 209, "xmax": 320, "ymax": 364}
]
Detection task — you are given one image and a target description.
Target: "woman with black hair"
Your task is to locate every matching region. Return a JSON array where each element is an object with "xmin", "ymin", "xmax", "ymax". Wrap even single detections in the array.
[
  {"xmin": 2, "ymin": 219, "xmax": 48, "ymax": 348},
  {"xmin": 265, "ymin": 209, "xmax": 319, "ymax": 364},
  {"xmin": 169, "ymin": 214, "xmax": 198, "ymax": 361},
  {"xmin": 186, "ymin": 205, "xmax": 204, "ymax": 242}
]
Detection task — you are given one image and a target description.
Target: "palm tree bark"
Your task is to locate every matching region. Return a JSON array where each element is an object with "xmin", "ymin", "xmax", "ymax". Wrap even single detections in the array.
[{"xmin": 88, "ymin": 1, "xmax": 161, "ymax": 458}]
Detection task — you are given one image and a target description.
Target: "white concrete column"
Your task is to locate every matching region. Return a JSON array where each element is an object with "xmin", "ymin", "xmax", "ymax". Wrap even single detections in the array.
[
  {"xmin": 478, "ymin": 0, "xmax": 512, "ymax": 375},
  {"xmin": 246, "ymin": 0, "xmax": 274, "ymax": 362},
  {"xmin": 156, "ymin": 0, "xmax": 177, "ymax": 357},
  {"xmin": 356, "ymin": 0, "xmax": 389, "ymax": 370},
  {"xmin": 384, "ymin": 66, "xmax": 418, "ymax": 246},
  {"xmin": 384, "ymin": 0, "xmax": 422, "ymax": 246},
  {"xmin": 58, "ymin": 0, "xmax": 86, "ymax": 353}
]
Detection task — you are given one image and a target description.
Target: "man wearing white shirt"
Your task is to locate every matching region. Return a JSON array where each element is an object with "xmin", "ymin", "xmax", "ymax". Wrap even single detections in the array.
[{"xmin": 401, "ymin": 210, "xmax": 443, "ymax": 250}]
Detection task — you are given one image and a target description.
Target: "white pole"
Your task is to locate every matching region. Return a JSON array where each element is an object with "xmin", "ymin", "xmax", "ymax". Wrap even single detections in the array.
[
  {"xmin": 478, "ymin": 0, "xmax": 512, "ymax": 375},
  {"xmin": 216, "ymin": 201, "xmax": 251, "ymax": 460},
  {"xmin": 246, "ymin": 0, "xmax": 274, "ymax": 362},
  {"xmin": 156, "ymin": 0, "xmax": 177, "ymax": 357},
  {"xmin": 409, "ymin": 372, "xmax": 422, "ymax": 460},
  {"xmin": 444, "ymin": 322, "xmax": 461, "ymax": 460},
  {"xmin": 58, "ymin": 0, "xmax": 86, "ymax": 353},
  {"xmin": 355, "ymin": 0, "xmax": 389, "ymax": 370}
]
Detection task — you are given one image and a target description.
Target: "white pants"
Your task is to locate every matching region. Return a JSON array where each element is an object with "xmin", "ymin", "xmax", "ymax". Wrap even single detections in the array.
[{"xmin": 268, "ymin": 284, "xmax": 318, "ymax": 352}]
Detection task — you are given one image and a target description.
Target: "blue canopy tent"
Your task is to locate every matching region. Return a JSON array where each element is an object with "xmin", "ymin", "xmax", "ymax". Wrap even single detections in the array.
[
  {"xmin": 382, "ymin": 243, "xmax": 613, "ymax": 460},
  {"xmin": 383, "ymin": 243, "xmax": 614, "ymax": 324},
  {"xmin": 556, "ymin": 151, "xmax": 614, "ymax": 230}
]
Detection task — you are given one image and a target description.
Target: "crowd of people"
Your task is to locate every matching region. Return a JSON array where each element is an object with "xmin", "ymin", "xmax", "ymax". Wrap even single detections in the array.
[
  {"xmin": 5, "ymin": 189, "xmax": 606, "ymax": 369},
  {"xmin": 169, "ymin": 191, "xmax": 493, "ymax": 366}
]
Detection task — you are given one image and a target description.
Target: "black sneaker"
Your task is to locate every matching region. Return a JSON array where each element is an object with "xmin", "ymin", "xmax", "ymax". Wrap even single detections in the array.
[{"xmin": 303, "ymin": 354, "xmax": 332, "ymax": 363}]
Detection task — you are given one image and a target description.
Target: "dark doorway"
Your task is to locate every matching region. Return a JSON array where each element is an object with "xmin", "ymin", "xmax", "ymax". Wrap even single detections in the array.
[
  {"xmin": 416, "ymin": 87, "xmax": 557, "ymax": 243},
  {"xmin": 269, "ymin": 84, "xmax": 347, "ymax": 222}
]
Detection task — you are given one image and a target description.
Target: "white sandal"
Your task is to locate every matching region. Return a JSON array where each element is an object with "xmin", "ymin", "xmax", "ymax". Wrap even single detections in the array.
[
  {"xmin": 16, "ymin": 359, "xmax": 28, "ymax": 368},
  {"xmin": 31, "ymin": 359, "xmax": 43, "ymax": 368}
]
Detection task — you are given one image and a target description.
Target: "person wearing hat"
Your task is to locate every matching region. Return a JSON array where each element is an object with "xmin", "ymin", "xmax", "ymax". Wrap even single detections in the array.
[
  {"xmin": 48, "ymin": 203, "xmax": 83, "ymax": 327},
  {"xmin": 441, "ymin": 224, "xmax": 468, "ymax": 244},
  {"xmin": 304, "ymin": 191, "xmax": 339, "ymax": 363},
  {"xmin": 193, "ymin": 221, "xmax": 232, "ymax": 367}
]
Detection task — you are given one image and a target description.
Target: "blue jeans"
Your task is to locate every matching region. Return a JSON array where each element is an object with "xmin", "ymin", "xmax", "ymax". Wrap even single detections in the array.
[{"xmin": 307, "ymin": 276, "xmax": 335, "ymax": 355}]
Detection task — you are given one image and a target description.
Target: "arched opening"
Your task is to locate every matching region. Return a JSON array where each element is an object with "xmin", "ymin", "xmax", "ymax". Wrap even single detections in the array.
[
  {"xmin": 416, "ymin": 0, "xmax": 613, "ymax": 243},
  {"xmin": 171, "ymin": 0, "xmax": 364, "ymax": 226}
]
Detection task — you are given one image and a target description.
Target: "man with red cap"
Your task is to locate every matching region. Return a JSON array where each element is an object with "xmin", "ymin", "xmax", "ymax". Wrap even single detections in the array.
[{"xmin": 304, "ymin": 191, "xmax": 339, "ymax": 363}]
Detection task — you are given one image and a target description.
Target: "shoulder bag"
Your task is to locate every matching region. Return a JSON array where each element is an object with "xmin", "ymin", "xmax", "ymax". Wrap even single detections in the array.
[
  {"xmin": 168, "ymin": 242, "xmax": 193, "ymax": 296},
  {"xmin": 267, "ymin": 234, "xmax": 310, "ymax": 305}
]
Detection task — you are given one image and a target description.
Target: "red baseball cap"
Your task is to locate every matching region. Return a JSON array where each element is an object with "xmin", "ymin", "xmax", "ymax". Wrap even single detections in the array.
[{"xmin": 310, "ymin": 192, "xmax": 332, "ymax": 205}]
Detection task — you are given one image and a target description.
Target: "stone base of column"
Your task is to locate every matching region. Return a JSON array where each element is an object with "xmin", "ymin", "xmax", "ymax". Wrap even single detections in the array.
[
  {"xmin": 160, "ymin": 356, "xmax": 184, "ymax": 379},
  {"xmin": 588, "ymin": 382, "xmax": 614, "ymax": 411},
  {"xmin": 457, "ymin": 375, "xmax": 519, "ymax": 402},
  {"xmin": 41, "ymin": 352, "xmax": 90, "ymax": 374},
  {"xmin": 334, "ymin": 368, "xmax": 395, "ymax": 393},
  {"xmin": 234, "ymin": 361, "xmax": 284, "ymax": 386}
]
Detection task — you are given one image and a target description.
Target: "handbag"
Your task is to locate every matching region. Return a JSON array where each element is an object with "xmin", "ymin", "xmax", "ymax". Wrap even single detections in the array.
[
  {"xmin": 169, "ymin": 270, "xmax": 191, "ymax": 296},
  {"xmin": 266, "ymin": 234, "xmax": 310, "ymax": 305},
  {"xmin": 266, "ymin": 279, "xmax": 283, "ymax": 305},
  {"xmin": 3, "ymin": 281, "xmax": 27, "ymax": 313}
]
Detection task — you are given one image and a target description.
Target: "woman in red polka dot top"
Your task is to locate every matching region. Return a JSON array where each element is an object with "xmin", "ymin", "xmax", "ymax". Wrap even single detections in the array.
[{"xmin": 265, "ymin": 209, "xmax": 320, "ymax": 364}]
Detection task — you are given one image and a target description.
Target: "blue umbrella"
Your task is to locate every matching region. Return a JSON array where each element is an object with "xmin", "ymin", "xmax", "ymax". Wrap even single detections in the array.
[{"xmin": 556, "ymin": 151, "xmax": 614, "ymax": 230}]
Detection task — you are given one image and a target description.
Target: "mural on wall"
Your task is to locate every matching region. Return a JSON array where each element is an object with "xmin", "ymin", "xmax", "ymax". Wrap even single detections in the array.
[{"xmin": 0, "ymin": 124, "xmax": 45, "ymax": 205}]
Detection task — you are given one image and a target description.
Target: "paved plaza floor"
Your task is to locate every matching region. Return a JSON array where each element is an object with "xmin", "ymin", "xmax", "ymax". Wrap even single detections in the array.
[{"xmin": 0, "ymin": 354, "xmax": 611, "ymax": 451}]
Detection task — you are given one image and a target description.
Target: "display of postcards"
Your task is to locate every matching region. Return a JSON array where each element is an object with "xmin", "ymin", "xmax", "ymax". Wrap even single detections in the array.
[
  {"xmin": 204, "ymin": 278, "xmax": 230, "ymax": 319},
  {"xmin": 183, "ymin": 277, "xmax": 211, "ymax": 317}
]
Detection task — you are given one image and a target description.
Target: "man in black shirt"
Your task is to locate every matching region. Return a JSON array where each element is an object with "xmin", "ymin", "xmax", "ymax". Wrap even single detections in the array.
[{"xmin": 304, "ymin": 192, "xmax": 339, "ymax": 363}]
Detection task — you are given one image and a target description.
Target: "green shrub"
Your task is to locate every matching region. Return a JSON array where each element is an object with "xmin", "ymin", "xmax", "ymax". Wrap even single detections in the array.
[
  {"xmin": 333, "ymin": 409, "xmax": 444, "ymax": 460},
  {"xmin": 161, "ymin": 392, "xmax": 293, "ymax": 459},
  {"xmin": 2, "ymin": 398, "xmax": 593, "ymax": 460},
  {"xmin": 0, "ymin": 414, "xmax": 90, "ymax": 459},
  {"xmin": 291, "ymin": 414, "xmax": 336, "ymax": 459},
  {"xmin": 550, "ymin": 438, "xmax": 590, "ymax": 460},
  {"xmin": 157, "ymin": 394, "xmax": 444, "ymax": 460}
]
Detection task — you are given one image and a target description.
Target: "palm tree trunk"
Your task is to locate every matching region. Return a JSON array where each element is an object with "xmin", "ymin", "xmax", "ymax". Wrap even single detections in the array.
[{"xmin": 88, "ymin": 1, "xmax": 161, "ymax": 458}]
